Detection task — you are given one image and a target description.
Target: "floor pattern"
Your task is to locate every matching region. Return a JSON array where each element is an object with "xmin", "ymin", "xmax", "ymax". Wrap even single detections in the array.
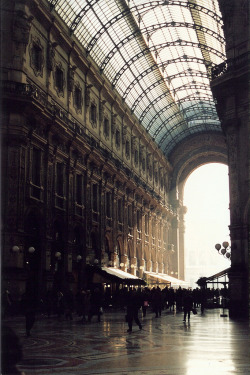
[{"xmin": 3, "ymin": 307, "xmax": 250, "ymax": 375}]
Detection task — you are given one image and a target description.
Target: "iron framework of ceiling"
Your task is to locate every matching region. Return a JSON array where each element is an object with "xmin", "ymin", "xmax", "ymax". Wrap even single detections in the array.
[{"xmin": 48, "ymin": 0, "xmax": 225, "ymax": 157}]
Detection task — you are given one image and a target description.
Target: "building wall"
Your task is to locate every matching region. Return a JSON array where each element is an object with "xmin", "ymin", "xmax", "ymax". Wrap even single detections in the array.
[{"xmin": 1, "ymin": 1, "xmax": 178, "ymax": 297}]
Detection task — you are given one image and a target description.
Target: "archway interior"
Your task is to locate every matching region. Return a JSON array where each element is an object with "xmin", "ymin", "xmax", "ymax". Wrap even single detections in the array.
[{"xmin": 183, "ymin": 163, "xmax": 230, "ymax": 288}]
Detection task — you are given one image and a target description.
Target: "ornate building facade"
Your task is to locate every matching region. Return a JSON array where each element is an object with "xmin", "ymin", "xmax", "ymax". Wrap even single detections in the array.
[
  {"xmin": 1, "ymin": 0, "xmax": 178, "ymax": 298},
  {"xmin": 1, "ymin": 0, "xmax": 249, "ymax": 318}
]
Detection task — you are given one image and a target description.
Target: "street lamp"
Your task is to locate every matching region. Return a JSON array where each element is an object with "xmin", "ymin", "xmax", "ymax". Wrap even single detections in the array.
[
  {"xmin": 28, "ymin": 247, "xmax": 35, "ymax": 254},
  {"xmin": 76, "ymin": 255, "xmax": 82, "ymax": 262},
  {"xmin": 12, "ymin": 245, "xmax": 20, "ymax": 253},
  {"xmin": 215, "ymin": 242, "xmax": 231, "ymax": 259},
  {"xmin": 55, "ymin": 251, "xmax": 61, "ymax": 260},
  {"xmin": 214, "ymin": 241, "xmax": 231, "ymax": 317}
]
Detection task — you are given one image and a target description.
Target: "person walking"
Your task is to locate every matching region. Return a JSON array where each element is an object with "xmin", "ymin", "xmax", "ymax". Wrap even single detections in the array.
[
  {"xmin": 183, "ymin": 290, "xmax": 194, "ymax": 323},
  {"xmin": 2, "ymin": 288, "xmax": 13, "ymax": 318},
  {"xmin": 56, "ymin": 291, "xmax": 65, "ymax": 321},
  {"xmin": 64, "ymin": 289, "xmax": 74, "ymax": 321},
  {"xmin": 151, "ymin": 287, "xmax": 162, "ymax": 318},
  {"xmin": 88, "ymin": 287, "xmax": 103, "ymax": 323},
  {"xmin": 141, "ymin": 287, "xmax": 150, "ymax": 317},
  {"xmin": 126, "ymin": 288, "xmax": 142, "ymax": 333},
  {"xmin": 21, "ymin": 285, "xmax": 37, "ymax": 337}
]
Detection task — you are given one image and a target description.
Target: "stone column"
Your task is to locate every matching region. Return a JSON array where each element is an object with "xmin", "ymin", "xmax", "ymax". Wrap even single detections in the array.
[{"xmin": 178, "ymin": 205, "xmax": 187, "ymax": 280}]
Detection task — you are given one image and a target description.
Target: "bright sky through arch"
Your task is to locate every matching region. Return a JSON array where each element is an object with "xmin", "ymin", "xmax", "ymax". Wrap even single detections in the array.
[{"xmin": 183, "ymin": 163, "xmax": 230, "ymax": 288}]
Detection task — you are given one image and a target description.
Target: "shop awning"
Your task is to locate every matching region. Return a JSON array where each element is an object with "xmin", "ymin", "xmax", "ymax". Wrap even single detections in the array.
[
  {"xmin": 144, "ymin": 271, "xmax": 188, "ymax": 288},
  {"xmin": 206, "ymin": 267, "xmax": 231, "ymax": 283},
  {"xmin": 89, "ymin": 266, "xmax": 146, "ymax": 285}
]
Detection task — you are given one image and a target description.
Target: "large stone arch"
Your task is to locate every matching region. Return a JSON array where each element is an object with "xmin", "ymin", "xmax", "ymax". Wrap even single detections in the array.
[
  {"xmin": 168, "ymin": 132, "xmax": 228, "ymax": 280},
  {"xmin": 169, "ymin": 132, "xmax": 228, "ymax": 201}
]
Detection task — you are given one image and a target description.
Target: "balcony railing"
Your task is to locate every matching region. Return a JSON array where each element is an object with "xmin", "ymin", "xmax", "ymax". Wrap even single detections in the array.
[{"xmin": 211, "ymin": 52, "xmax": 249, "ymax": 79}]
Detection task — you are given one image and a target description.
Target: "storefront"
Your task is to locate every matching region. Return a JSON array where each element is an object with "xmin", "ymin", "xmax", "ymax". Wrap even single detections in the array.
[{"xmin": 144, "ymin": 271, "xmax": 189, "ymax": 289}]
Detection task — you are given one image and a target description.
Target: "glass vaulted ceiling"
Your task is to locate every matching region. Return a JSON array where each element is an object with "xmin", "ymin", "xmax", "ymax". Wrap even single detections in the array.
[{"xmin": 49, "ymin": 0, "xmax": 225, "ymax": 157}]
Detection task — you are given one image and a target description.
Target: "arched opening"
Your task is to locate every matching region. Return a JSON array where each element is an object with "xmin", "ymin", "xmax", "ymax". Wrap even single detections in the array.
[{"xmin": 183, "ymin": 163, "xmax": 230, "ymax": 288}]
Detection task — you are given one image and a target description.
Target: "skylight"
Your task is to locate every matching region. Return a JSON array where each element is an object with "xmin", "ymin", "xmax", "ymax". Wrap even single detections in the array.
[{"xmin": 48, "ymin": 0, "xmax": 225, "ymax": 156}]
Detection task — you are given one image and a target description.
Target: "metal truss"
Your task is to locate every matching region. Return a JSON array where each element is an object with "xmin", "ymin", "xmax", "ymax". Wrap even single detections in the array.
[
  {"xmin": 149, "ymin": 111, "xmax": 185, "ymax": 136},
  {"xmin": 146, "ymin": 106, "xmax": 181, "ymax": 133},
  {"xmin": 99, "ymin": 31, "xmax": 142, "ymax": 72},
  {"xmin": 122, "ymin": 56, "xmax": 213, "ymax": 101},
  {"xmin": 131, "ymin": 78, "xmax": 166, "ymax": 113},
  {"xmin": 145, "ymin": 98, "xmax": 218, "ymax": 139},
  {"xmin": 129, "ymin": 1, "xmax": 222, "ymax": 26},
  {"xmin": 86, "ymin": 8, "xmax": 132, "ymax": 55},
  {"xmin": 129, "ymin": 70, "xmax": 211, "ymax": 115},
  {"xmin": 171, "ymin": 84, "xmax": 212, "ymax": 95},
  {"xmin": 70, "ymin": 0, "xmax": 101, "ymax": 33},
  {"xmin": 182, "ymin": 104, "xmax": 217, "ymax": 116},
  {"xmin": 153, "ymin": 113, "xmax": 219, "ymax": 141},
  {"xmin": 162, "ymin": 124, "xmax": 221, "ymax": 154},
  {"xmin": 48, "ymin": 0, "xmax": 60, "ymax": 10},
  {"xmin": 139, "ymin": 93, "xmax": 175, "ymax": 123},
  {"xmin": 166, "ymin": 69, "xmax": 209, "ymax": 81},
  {"xmin": 87, "ymin": 17, "xmax": 224, "ymax": 56},
  {"xmin": 141, "ymin": 92, "xmax": 215, "ymax": 129},
  {"xmin": 140, "ymin": 22, "xmax": 225, "ymax": 45},
  {"xmin": 111, "ymin": 40, "xmax": 225, "ymax": 87}
]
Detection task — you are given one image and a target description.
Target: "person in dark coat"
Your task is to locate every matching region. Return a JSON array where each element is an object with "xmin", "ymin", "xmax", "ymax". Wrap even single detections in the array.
[
  {"xmin": 141, "ymin": 287, "xmax": 150, "ymax": 317},
  {"xmin": 126, "ymin": 288, "xmax": 142, "ymax": 332},
  {"xmin": 88, "ymin": 287, "xmax": 103, "ymax": 322},
  {"xmin": 2, "ymin": 325, "xmax": 26, "ymax": 374},
  {"xmin": 151, "ymin": 287, "xmax": 162, "ymax": 318},
  {"xmin": 21, "ymin": 287, "xmax": 37, "ymax": 337},
  {"xmin": 183, "ymin": 290, "xmax": 194, "ymax": 322},
  {"xmin": 64, "ymin": 289, "xmax": 74, "ymax": 321},
  {"xmin": 2, "ymin": 289, "xmax": 13, "ymax": 318},
  {"xmin": 56, "ymin": 291, "xmax": 65, "ymax": 321}
]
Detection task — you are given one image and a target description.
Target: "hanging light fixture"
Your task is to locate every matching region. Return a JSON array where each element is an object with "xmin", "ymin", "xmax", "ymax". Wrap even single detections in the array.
[
  {"xmin": 28, "ymin": 247, "xmax": 35, "ymax": 253},
  {"xmin": 215, "ymin": 242, "xmax": 231, "ymax": 260}
]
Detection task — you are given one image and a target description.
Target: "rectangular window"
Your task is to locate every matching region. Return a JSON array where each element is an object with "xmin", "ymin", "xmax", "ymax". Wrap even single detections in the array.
[
  {"xmin": 128, "ymin": 205, "xmax": 132, "ymax": 228},
  {"xmin": 56, "ymin": 162, "xmax": 64, "ymax": 197},
  {"xmin": 118, "ymin": 199, "xmax": 123, "ymax": 223},
  {"xmin": 32, "ymin": 148, "xmax": 41, "ymax": 186},
  {"xmin": 76, "ymin": 174, "xmax": 83, "ymax": 205},
  {"xmin": 106, "ymin": 192, "xmax": 112, "ymax": 218},
  {"xmin": 92, "ymin": 184, "xmax": 98, "ymax": 212},
  {"xmin": 125, "ymin": 140, "xmax": 130, "ymax": 157},
  {"xmin": 115, "ymin": 129, "xmax": 120, "ymax": 148},
  {"xmin": 74, "ymin": 87, "xmax": 82, "ymax": 110},
  {"xmin": 145, "ymin": 214, "xmax": 149, "ymax": 235},
  {"xmin": 32, "ymin": 44, "xmax": 42, "ymax": 72},
  {"xmin": 55, "ymin": 67, "xmax": 64, "ymax": 92},
  {"xmin": 152, "ymin": 219, "xmax": 156, "ymax": 244},
  {"xmin": 90, "ymin": 104, "xmax": 97, "ymax": 123},
  {"xmin": 137, "ymin": 210, "xmax": 140, "ymax": 230},
  {"xmin": 104, "ymin": 118, "xmax": 109, "ymax": 137},
  {"xmin": 31, "ymin": 148, "xmax": 41, "ymax": 199}
]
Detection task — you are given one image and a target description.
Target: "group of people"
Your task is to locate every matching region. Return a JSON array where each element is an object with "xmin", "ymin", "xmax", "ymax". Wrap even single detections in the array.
[
  {"xmin": 124, "ymin": 286, "xmax": 199, "ymax": 331},
  {"xmin": 45, "ymin": 287, "xmax": 104, "ymax": 324},
  {"xmin": 2, "ymin": 284, "xmax": 212, "ymax": 336}
]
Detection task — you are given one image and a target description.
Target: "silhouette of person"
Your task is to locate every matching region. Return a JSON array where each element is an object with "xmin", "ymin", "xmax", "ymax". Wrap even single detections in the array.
[
  {"xmin": 21, "ymin": 281, "xmax": 37, "ymax": 337},
  {"xmin": 88, "ymin": 287, "xmax": 103, "ymax": 322},
  {"xmin": 183, "ymin": 290, "xmax": 194, "ymax": 322},
  {"xmin": 126, "ymin": 288, "xmax": 142, "ymax": 332},
  {"xmin": 2, "ymin": 325, "xmax": 26, "ymax": 374}
]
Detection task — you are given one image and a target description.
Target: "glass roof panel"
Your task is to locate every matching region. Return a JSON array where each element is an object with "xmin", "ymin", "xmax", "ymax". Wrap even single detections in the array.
[{"xmin": 49, "ymin": 0, "xmax": 226, "ymax": 157}]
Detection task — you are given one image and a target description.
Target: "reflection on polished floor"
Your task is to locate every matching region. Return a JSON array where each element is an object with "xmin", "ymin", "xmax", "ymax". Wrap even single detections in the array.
[{"xmin": 4, "ymin": 307, "xmax": 250, "ymax": 375}]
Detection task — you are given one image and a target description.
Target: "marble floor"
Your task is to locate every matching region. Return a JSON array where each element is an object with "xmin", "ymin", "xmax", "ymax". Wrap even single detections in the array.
[{"xmin": 3, "ymin": 307, "xmax": 250, "ymax": 375}]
